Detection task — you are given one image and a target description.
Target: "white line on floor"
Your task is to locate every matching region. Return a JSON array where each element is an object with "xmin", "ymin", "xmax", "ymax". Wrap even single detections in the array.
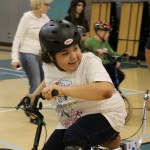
[
  {"xmin": 0, "ymin": 67, "xmax": 24, "ymax": 73},
  {"xmin": 0, "ymin": 104, "xmax": 52, "ymax": 113},
  {"xmin": 0, "ymin": 141, "xmax": 23, "ymax": 150}
]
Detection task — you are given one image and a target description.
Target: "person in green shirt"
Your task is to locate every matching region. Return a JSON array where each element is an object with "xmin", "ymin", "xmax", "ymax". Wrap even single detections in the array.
[{"xmin": 84, "ymin": 21, "xmax": 126, "ymax": 91}]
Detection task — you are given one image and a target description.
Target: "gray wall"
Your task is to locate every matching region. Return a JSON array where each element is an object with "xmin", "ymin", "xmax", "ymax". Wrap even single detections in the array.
[
  {"xmin": 0, "ymin": 0, "xmax": 70, "ymax": 44},
  {"xmin": 0, "ymin": 0, "xmax": 30, "ymax": 43}
]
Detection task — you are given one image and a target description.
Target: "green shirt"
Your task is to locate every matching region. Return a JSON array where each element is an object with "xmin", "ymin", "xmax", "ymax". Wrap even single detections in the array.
[{"xmin": 84, "ymin": 37, "xmax": 121, "ymax": 64}]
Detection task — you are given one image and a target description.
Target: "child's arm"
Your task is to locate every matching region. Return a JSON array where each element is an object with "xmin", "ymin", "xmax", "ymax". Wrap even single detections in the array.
[
  {"xmin": 28, "ymin": 80, "xmax": 46, "ymax": 103},
  {"xmin": 41, "ymin": 81, "xmax": 114, "ymax": 101}
]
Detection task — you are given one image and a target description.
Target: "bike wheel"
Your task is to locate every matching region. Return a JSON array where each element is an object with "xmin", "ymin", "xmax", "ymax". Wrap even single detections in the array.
[{"xmin": 121, "ymin": 94, "xmax": 133, "ymax": 124}]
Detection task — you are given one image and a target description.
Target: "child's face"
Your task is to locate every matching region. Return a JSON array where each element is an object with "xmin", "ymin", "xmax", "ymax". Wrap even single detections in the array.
[
  {"xmin": 98, "ymin": 30, "xmax": 110, "ymax": 41},
  {"xmin": 76, "ymin": 2, "xmax": 84, "ymax": 14},
  {"xmin": 55, "ymin": 44, "xmax": 82, "ymax": 72}
]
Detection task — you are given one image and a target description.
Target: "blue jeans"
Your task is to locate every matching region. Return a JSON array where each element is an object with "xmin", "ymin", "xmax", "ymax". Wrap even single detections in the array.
[
  {"xmin": 20, "ymin": 52, "xmax": 44, "ymax": 94},
  {"xmin": 42, "ymin": 113, "xmax": 119, "ymax": 150}
]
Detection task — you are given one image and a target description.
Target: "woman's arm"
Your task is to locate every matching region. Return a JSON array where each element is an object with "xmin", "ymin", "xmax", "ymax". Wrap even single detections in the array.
[
  {"xmin": 11, "ymin": 14, "xmax": 28, "ymax": 62},
  {"xmin": 11, "ymin": 14, "xmax": 29, "ymax": 69}
]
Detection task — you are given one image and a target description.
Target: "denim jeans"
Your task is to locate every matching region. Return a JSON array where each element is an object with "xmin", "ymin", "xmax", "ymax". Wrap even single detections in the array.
[
  {"xmin": 42, "ymin": 113, "xmax": 119, "ymax": 150},
  {"xmin": 104, "ymin": 63, "xmax": 125, "ymax": 90},
  {"xmin": 20, "ymin": 52, "xmax": 44, "ymax": 94}
]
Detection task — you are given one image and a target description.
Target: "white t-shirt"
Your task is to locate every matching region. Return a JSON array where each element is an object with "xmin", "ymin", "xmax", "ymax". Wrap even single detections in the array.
[
  {"xmin": 11, "ymin": 11, "xmax": 50, "ymax": 62},
  {"xmin": 43, "ymin": 52, "xmax": 127, "ymax": 132}
]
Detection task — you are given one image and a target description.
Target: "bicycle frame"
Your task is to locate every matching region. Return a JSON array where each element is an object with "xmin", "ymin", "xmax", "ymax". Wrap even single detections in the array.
[
  {"xmin": 120, "ymin": 90, "xmax": 149, "ymax": 150},
  {"xmin": 31, "ymin": 109, "xmax": 45, "ymax": 150},
  {"xmin": 137, "ymin": 90, "xmax": 148, "ymax": 149},
  {"xmin": 16, "ymin": 90, "xmax": 148, "ymax": 150}
]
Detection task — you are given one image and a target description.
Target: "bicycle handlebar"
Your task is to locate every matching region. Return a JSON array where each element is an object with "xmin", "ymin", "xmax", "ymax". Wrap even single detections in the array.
[
  {"xmin": 15, "ymin": 96, "xmax": 31, "ymax": 110},
  {"xmin": 15, "ymin": 89, "xmax": 59, "ymax": 111}
]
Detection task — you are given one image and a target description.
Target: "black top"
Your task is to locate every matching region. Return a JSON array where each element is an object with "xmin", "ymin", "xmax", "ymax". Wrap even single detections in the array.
[
  {"xmin": 64, "ymin": 16, "xmax": 89, "ymax": 33},
  {"xmin": 145, "ymin": 38, "xmax": 150, "ymax": 49}
]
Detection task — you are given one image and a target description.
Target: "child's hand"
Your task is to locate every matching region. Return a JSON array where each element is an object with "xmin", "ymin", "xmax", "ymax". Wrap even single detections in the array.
[
  {"xmin": 124, "ymin": 52, "xmax": 132, "ymax": 57},
  {"xmin": 97, "ymin": 49, "xmax": 108, "ymax": 54},
  {"xmin": 25, "ymin": 94, "xmax": 35, "ymax": 105},
  {"xmin": 41, "ymin": 84, "xmax": 62, "ymax": 100},
  {"xmin": 115, "ymin": 62, "xmax": 121, "ymax": 68}
]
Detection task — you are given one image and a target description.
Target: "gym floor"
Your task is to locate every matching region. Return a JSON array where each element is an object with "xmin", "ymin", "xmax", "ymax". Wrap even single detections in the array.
[{"xmin": 0, "ymin": 47, "xmax": 150, "ymax": 150}]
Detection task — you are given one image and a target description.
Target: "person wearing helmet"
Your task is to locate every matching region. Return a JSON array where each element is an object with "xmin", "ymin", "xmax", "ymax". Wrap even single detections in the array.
[
  {"xmin": 27, "ymin": 20, "xmax": 126, "ymax": 150},
  {"xmin": 64, "ymin": 0, "xmax": 89, "ymax": 42},
  {"xmin": 84, "ymin": 21, "xmax": 127, "ymax": 91}
]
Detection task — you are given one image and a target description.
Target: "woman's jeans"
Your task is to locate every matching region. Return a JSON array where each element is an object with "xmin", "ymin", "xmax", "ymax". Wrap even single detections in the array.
[{"xmin": 20, "ymin": 52, "xmax": 44, "ymax": 94}]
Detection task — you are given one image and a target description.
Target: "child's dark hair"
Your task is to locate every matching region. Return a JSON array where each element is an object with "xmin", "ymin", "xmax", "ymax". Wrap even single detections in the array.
[
  {"xmin": 67, "ymin": 0, "xmax": 86, "ymax": 26},
  {"xmin": 40, "ymin": 50, "xmax": 56, "ymax": 63}
]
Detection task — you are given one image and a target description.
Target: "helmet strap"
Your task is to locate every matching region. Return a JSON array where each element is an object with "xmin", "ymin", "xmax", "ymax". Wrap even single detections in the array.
[
  {"xmin": 96, "ymin": 30, "xmax": 106, "ymax": 42},
  {"xmin": 53, "ymin": 62, "xmax": 65, "ymax": 71}
]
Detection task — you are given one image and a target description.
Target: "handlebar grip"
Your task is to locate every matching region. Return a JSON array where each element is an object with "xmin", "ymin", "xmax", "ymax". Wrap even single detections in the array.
[{"xmin": 52, "ymin": 90, "xmax": 59, "ymax": 96}]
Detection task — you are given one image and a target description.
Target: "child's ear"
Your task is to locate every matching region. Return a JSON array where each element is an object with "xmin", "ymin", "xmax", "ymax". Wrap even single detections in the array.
[{"xmin": 48, "ymin": 53, "xmax": 53, "ymax": 61}]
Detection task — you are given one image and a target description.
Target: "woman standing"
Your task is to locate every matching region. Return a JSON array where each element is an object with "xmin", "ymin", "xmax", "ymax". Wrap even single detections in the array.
[
  {"xmin": 11, "ymin": 0, "xmax": 51, "ymax": 94},
  {"xmin": 64, "ymin": 0, "xmax": 89, "ymax": 42},
  {"xmin": 11, "ymin": 0, "xmax": 52, "ymax": 124}
]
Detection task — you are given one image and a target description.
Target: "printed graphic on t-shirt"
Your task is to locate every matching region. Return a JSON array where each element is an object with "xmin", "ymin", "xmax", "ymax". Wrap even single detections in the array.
[{"xmin": 54, "ymin": 79, "xmax": 82, "ymax": 128}]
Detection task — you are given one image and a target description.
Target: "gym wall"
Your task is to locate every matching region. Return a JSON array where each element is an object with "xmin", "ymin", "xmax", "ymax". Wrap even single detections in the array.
[{"xmin": 0, "ymin": 0, "xmax": 70, "ymax": 44}]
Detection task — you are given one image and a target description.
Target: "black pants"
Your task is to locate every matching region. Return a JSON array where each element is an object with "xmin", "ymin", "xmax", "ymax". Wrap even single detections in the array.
[
  {"xmin": 104, "ymin": 63, "xmax": 125, "ymax": 90},
  {"xmin": 42, "ymin": 113, "xmax": 119, "ymax": 150}
]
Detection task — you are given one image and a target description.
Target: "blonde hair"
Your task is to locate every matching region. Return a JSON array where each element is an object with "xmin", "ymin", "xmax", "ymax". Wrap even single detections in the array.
[{"xmin": 30, "ymin": 0, "xmax": 52, "ymax": 10}]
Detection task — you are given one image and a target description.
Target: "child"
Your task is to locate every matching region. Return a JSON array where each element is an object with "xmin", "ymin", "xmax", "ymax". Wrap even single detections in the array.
[
  {"xmin": 64, "ymin": 0, "xmax": 89, "ymax": 42},
  {"xmin": 30, "ymin": 20, "xmax": 126, "ymax": 150},
  {"xmin": 83, "ymin": 21, "xmax": 129, "ymax": 91}
]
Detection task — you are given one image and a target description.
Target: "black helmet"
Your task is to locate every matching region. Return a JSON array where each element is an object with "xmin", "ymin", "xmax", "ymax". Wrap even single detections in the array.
[
  {"xmin": 39, "ymin": 19, "xmax": 81, "ymax": 54},
  {"xmin": 94, "ymin": 21, "xmax": 112, "ymax": 32}
]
